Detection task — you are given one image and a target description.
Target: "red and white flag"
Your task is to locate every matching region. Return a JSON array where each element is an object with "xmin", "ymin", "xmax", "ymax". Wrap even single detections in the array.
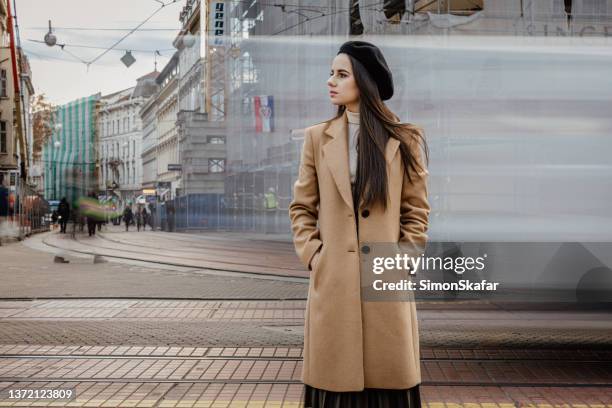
[{"xmin": 254, "ymin": 95, "xmax": 274, "ymax": 133}]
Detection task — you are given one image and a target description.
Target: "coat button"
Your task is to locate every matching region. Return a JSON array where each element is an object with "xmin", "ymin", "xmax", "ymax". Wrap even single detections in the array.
[
  {"xmin": 361, "ymin": 209, "xmax": 370, "ymax": 218},
  {"xmin": 361, "ymin": 245, "xmax": 370, "ymax": 254}
]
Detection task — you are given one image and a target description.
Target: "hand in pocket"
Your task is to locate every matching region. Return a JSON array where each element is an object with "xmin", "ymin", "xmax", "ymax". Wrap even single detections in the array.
[{"xmin": 310, "ymin": 250, "xmax": 321, "ymax": 272}]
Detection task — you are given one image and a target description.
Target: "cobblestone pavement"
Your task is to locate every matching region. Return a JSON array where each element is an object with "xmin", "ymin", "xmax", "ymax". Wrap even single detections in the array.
[
  {"xmin": 0, "ymin": 298, "xmax": 610, "ymax": 406},
  {"xmin": 0, "ymin": 234, "xmax": 611, "ymax": 407}
]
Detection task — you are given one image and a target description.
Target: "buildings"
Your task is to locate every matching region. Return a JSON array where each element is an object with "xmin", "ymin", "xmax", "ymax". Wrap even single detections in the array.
[
  {"xmin": 174, "ymin": 0, "xmax": 225, "ymax": 197},
  {"xmin": 140, "ymin": 52, "xmax": 179, "ymax": 200},
  {"xmin": 1, "ymin": 0, "xmax": 36, "ymax": 224},
  {"xmin": 139, "ymin": 0, "xmax": 226, "ymax": 207},
  {"xmin": 97, "ymin": 72, "xmax": 158, "ymax": 203},
  {"xmin": 0, "ymin": 45, "xmax": 17, "ymax": 184},
  {"xmin": 216, "ymin": 0, "xmax": 612, "ymax": 235},
  {"xmin": 43, "ymin": 94, "xmax": 100, "ymax": 204}
]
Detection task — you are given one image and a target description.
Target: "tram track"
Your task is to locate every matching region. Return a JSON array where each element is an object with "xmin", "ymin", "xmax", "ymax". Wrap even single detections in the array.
[
  {"xmin": 0, "ymin": 354, "xmax": 610, "ymax": 387},
  {"xmin": 0, "ymin": 354, "xmax": 610, "ymax": 363},
  {"xmin": 40, "ymin": 235, "xmax": 310, "ymax": 282}
]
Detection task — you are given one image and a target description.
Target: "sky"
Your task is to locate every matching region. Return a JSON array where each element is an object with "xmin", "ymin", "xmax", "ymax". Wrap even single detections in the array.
[{"xmin": 17, "ymin": 0, "xmax": 185, "ymax": 105}]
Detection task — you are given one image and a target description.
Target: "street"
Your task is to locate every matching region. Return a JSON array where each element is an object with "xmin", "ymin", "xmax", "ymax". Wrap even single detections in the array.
[{"xmin": 0, "ymin": 227, "xmax": 610, "ymax": 406}]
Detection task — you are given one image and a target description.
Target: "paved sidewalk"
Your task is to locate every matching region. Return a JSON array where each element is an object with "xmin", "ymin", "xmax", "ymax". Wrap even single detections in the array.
[
  {"xmin": 2, "ymin": 238, "xmax": 307, "ymax": 300},
  {"xmin": 0, "ymin": 232, "xmax": 610, "ymax": 406},
  {"xmin": 1, "ymin": 299, "xmax": 611, "ymax": 406}
]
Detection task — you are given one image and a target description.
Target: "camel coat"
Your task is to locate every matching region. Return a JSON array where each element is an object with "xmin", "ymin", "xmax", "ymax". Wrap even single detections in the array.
[{"xmin": 288, "ymin": 110, "xmax": 431, "ymax": 392}]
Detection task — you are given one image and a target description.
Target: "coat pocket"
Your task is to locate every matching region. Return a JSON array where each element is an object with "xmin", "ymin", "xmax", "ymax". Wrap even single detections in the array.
[{"xmin": 311, "ymin": 244, "xmax": 325, "ymax": 290}]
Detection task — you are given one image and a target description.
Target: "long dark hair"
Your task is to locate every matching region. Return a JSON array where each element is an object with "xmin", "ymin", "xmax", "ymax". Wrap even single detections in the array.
[{"xmin": 333, "ymin": 54, "xmax": 430, "ymax": 212}]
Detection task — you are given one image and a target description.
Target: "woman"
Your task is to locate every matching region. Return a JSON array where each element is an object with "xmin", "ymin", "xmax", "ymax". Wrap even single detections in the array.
[{"xmin": 288, "ymin": 41, "xmax": 431, "ymax": 407}]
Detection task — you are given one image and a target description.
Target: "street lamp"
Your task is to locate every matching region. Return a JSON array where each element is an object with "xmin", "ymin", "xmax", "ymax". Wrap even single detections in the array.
[{"xmin": 44, "ymin": 20, "xmax": 57, "ymax": 47}]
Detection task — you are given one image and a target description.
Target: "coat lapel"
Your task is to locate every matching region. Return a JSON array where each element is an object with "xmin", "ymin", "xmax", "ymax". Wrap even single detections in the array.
[{"xmin": 322, "ymin": 111, "xmax": 401, "ymax": 211}]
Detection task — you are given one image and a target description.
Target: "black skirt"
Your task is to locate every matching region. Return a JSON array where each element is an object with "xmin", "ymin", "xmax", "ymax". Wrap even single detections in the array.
[{"xmin": 303, "ymin": 383, "xmax": 422, "ymax": 408}]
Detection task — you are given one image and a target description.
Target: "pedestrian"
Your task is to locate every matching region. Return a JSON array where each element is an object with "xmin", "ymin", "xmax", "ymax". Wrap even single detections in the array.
[
  {"xmin": 288, "ymin": 41, "xmax": 431, "ymax": 407},
  {"xmin": 136, "ymin": 207, "xmax": 143, "ymax": 232},
  {"xmin": 166, "ymin": 200, "xmax": 175, "ymax": 232},
  {"xmin": 7, "ymin": 190, "xmax": 15, "ymax": 222},
  {"xmin": 123, "ymin": 204, "xmax": 134, "ymax": 232},
  {"xmin": 87, "ymin": 192, "xmax": 98, "ymax": 237},
  {"xmin": 57, "ymin": 197, "xmax": 70, "ymax": 233},
  {"xmin": 264, "ymin": 187, "xmax": 278, "ymax": 233},
  {"xmin": 51, "ymin": 210, "xmax": 58, "ymax": 228},
  {"xmin": 148, "ymin": 203, "xmax": 155, "ymax": 230},
  {"xmin": 0, "ymin": 174, "xmax": 8, "ymax": 218},
  {"xmin": 141, "ymin": 208, "xmax": 149, "ymax": 231},
  {"xmin": 0, "ymin": 174, "xmax": 8, "ymax": 242}
]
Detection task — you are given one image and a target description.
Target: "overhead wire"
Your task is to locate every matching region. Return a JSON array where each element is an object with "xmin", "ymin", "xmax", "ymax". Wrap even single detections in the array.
[
  {"xmin": 86, "ymin": 0, "xmax": 181, "ymax": 68},
  {"xmin": 37, "ymin": 0, "xmax": 181, "ymax": 70},
  {"xmin": 27, "ymin": 39, "xmax": 175, "ymax": 53}
]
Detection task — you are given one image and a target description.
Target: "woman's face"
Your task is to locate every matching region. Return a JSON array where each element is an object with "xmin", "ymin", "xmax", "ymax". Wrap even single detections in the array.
[{"xmin": 328, "ymin": 53, "xmax": 359, "ymax": 107}]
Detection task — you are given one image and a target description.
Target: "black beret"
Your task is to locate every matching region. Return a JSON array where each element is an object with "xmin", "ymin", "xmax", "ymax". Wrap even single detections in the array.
[{"xmin": 337, "ymin": 40, "xmax": 394, "ymax": 101}]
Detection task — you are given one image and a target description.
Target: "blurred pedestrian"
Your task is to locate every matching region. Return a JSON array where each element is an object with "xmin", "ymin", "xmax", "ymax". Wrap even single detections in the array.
[
  {"xmin": 136, "ymin": 207, "xmax": 144, "ymax": 232},
  {"xmin": 86, "ymin": 192, "xmax": 98, "ymax": 237},
  {"xmin": 51, "ymin": 210, "xmax": 58, "ymax": 229},
  {"xmin": 141, "ymin": 208, "xmax": 149, "ymax": 231},
  {"xmin": 148, "ymin": 202, "xmax": 155, "ymax": 230},
  {"xmin": 123, "ymin": 204, "xmax": 134, "ymax": 232},
  {"xmin": 0, "ymin": 174, "xmax": 8, "ymax": 243},
  {"xmin": 57, "ymin": 197, "xmax": 70, "ymax": 233}
]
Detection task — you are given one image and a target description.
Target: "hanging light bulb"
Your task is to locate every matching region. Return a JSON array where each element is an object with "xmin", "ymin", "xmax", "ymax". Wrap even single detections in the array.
[
  {"xmin": 44, "ymin": 20, "xmax": 57, "ymax": 47},
  {"xmin": 121, "ymin": 50, "xmax": 136, "ymax": 68}
]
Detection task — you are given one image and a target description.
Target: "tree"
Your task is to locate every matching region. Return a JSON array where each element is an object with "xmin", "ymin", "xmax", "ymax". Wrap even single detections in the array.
[{"xmin": 32, "ymin": 94, "xmax": 56, "ymax": 162}]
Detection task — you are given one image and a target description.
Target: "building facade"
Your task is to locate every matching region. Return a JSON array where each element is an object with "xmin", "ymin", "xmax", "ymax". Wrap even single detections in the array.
[
  {"xmin": 138, "ymin": 53, "xmax": 181, "ymax": 201},
  {"xmin": 218, "ymin": 0, "xmax": 612, "ymax": 234},
  {"xmin": 97, "ymin": 72, "xmax": 158, "ymax": 203},
  {"xmin": 0, "ymin": 45, "xmax": 16, "ymax": 183},
  {"xmin": 175, "ymin": 0, "xmax": 226, "ymax": 197},
  {"xmin": 43, "ymin": 94, "xmax": 100, "ymax": 204},
  {"xmin": 1, "ymin": 44, "xmax": 35, "ymax": 198},
  {"xmin": 140, "ymin": 88, "xmax": 159, "ymax": 191},
  {"xmin": 153, "ymin": 53, "xmax": 180, "ymax": 199}
]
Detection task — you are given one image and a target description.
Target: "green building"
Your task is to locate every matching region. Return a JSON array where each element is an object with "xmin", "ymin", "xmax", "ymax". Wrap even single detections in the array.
[{"xmin": 44, "ymin": 93, "xmax": 100, "ymax": 205}]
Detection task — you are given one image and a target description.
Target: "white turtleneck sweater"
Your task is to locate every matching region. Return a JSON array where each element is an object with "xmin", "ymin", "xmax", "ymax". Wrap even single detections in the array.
[{"xmin": 346, "ymin": 109, "xmax": 359, "ymax": 184}]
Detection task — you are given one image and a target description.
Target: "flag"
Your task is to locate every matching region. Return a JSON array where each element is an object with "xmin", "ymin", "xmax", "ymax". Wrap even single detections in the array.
[{"xmin": 254, "ymin": 95, "xmax": 274, "ymax": 133}]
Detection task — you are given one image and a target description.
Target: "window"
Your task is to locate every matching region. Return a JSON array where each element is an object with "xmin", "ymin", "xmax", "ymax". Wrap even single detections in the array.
[
  {"xmin": 208, "ymin": 158, "xmax": 225, "ymax": 173},
  {"xmin": 579, "ymin": 0, "xmax": 607, "ymax": 16},
  {"xmin": 0, "ymin": 69, "xmax": 6, "ymax": 97},
  {"xmin": 207, "ymin": 135, "xmax": 225, "ymax": 144},
  {"xmin": 0, "ymin": 121, "xmax": 6, "ymax": 153}
]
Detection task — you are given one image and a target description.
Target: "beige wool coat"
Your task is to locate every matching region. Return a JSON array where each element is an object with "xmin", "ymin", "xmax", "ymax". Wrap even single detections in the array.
[{"xmin": 288, "ymin": 110, "xmax": 431, "ymax": 392}]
